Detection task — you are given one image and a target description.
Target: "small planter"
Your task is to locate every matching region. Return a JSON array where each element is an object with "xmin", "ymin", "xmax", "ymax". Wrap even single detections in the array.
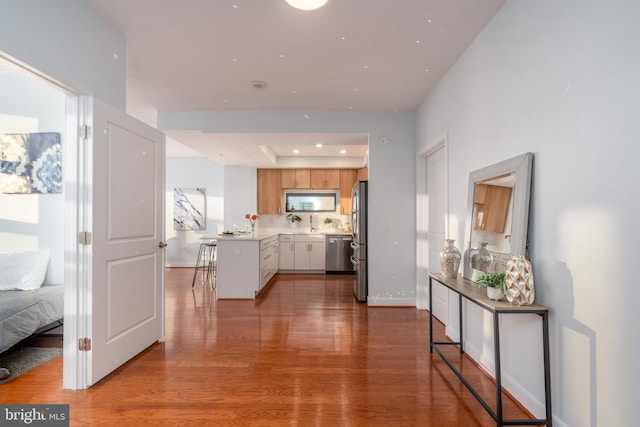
[
  {"xmin": 486, "ymin": 287, "xmax": 504, "ymax": 301},
  {"xmin": 476, "ymin": 271, "xmax": 506, "ymax": 301}
]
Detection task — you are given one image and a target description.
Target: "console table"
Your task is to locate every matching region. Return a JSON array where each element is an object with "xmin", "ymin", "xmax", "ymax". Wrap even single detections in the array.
[{"xmin": 428, "ymin": 273, "xmax": 552, "ymax": 427}]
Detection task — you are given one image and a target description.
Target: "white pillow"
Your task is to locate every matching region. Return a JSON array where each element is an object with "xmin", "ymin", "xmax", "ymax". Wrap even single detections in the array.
[{"xmin": 0, "ymin": 249, "xmax": 50, "ymax": 291}]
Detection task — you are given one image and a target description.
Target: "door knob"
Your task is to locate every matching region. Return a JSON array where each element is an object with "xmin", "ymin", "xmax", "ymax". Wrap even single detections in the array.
[{"xmin": 158, "ymin": 242, "xmax": 168, "ymax": 248}]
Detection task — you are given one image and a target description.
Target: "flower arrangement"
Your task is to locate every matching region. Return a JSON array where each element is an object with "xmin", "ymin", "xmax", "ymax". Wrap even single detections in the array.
[{"xmin": 245, "ymin": 213, "xmax": 259, "ymax": 232}]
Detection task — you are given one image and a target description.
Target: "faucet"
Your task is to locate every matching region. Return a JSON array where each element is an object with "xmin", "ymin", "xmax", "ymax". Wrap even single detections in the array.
[{"xmin": 310, "ymin": 215, "xmax": 316, "ymax": 232}]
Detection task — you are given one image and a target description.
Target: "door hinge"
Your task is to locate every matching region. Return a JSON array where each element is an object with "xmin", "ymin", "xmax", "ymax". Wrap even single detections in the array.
[
  {"xmin": 79, "ymin": 231, "xmax": 92, "ymax": 245},
  {"xmin": 78, "ymin": 338, "xmax": 92, "ymax": 351},
  {"xmin": 80, "ymin": 124, "xmax": 92, "ymax": 140}
]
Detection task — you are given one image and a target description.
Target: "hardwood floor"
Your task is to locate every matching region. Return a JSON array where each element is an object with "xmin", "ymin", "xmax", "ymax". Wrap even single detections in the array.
[{"xmin": 0, "ymin": 268, "xmax": 534, "ymax": 426}]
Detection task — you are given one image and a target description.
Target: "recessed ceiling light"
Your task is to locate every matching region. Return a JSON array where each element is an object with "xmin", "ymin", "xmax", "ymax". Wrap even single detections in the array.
[
  {"xmin": 250, "ymin": 80, "xmax": 268, "ymax": 90},
  {"xmin": 340, "ymin": 149, "xmax": 346, "ymax": 154},
  {"xmin": 285, "ymin": 0, "xmax": 329, "ymax": 11},
  {"xmin": 315, "ymin": 143, "xmax": 322, "ymax": 148},
  {"xmin": 293, "ymin": 149, "xmax": 300, "ymax": 154}
]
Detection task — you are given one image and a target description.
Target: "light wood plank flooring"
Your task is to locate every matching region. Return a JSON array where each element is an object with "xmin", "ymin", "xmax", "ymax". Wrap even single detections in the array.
[{"xmin": 0, "ymin": 268, "xmax": 534, "ymax": 426}]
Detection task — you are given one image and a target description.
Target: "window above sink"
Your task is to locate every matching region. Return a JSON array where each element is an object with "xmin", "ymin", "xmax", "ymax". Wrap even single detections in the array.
[{"xmin": 285, "ymin": 191, "xmax": 338, "ymax": 213}]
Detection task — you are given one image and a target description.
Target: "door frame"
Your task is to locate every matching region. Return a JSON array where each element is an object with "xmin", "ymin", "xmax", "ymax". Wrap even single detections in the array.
[
  {"xmin": 416, "ymin": 133, "xmax": 448, "ymax": 310},
  {"xmin": 0, "ymin": 51, "xmax": 87, "ymax": 389}
]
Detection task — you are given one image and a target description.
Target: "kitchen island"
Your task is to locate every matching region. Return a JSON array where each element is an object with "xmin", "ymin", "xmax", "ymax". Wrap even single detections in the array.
[
  {"xmin": 216, "ymin": 231, "xmax": 279, "ymax": 299},
  {"xmin": 215, "ymin": 228, "xmax": 347, "ymax": 299}
]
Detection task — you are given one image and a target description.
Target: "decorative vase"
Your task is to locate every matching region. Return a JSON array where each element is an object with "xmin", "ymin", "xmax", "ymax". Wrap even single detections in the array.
[
  {"xmin": 251, "ymin": 223, "xmax": 256, "ymax": 233},
  {"xmin": 439, "ymin": 239, "xmax": 461, "ymax": 279},
  {"xmin": 471, "ymin": 242, "xmax": 492, "ymax": 272},
  {"xmin": 486, "ymin": 287, "xmax": 504, "ymax": 301},
  {"xmin": 505, "ymin": 255, "xmax": 535, "ymax": 305}
]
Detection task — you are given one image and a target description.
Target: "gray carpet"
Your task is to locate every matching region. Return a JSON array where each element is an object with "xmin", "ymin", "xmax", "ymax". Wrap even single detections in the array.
[{"xmin": 0, "ymin": 346, "xmax": 62, "ymax": 384}]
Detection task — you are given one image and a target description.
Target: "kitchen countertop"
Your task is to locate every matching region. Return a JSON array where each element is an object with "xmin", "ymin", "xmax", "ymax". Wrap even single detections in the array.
[{"xmin": 212, "ymin": 228, "xmax": 351, "ymax": 241}]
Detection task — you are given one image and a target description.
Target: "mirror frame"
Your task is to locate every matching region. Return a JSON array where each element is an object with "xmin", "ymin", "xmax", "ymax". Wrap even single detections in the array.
[{"xmin": 462, "ymin": 152, "xmax": 533, "ymax": 281}]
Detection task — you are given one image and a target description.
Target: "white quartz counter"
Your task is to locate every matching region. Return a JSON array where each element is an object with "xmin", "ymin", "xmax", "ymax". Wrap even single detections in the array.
[{"xmin": 214, "ymin": 228, "xmax": 349, "ymax": 241}]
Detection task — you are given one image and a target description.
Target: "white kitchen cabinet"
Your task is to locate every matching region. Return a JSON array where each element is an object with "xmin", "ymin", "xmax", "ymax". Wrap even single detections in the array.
[
  {"xmin": 489, "ymin": 250, "xmax": 510, "ymax": 273},
  {"xmin": 279, "ymin": 235, "xmax": 295, "ymax": 270},
  {"xmin": 260, "ymin": 235, "xmax": 279, "ymax": 289},
  {"xmin": 217, "ymin": 233, "xmax": 278, "ymax": 299},
  {"xmin": 294, "ymin": 234, "xmax": 326, "ymax": 271}
]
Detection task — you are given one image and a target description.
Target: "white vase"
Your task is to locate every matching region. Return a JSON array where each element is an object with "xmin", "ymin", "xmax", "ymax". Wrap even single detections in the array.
[
  {"xmin": 486, "ymin": 287, "xmax": 504, "ymax": 301},
  {"xmin": 505, "ymin": 255, "xmax": 535, "ymax": 305}
]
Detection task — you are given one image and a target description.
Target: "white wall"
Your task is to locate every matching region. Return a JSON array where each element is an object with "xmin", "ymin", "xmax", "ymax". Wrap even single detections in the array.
[
  {"xmin": 0, "ymin": 0, "xmax": 127, "ymax": 110},
  {"xmin": 0, "ymin": 70, "xmax": 66, "ymax": 285},
  {"xmin": 160, "ymin": 110, "xmax": 417, "ymax": 306},
  {"xmin": 165, "ymin": 157, "xmax": 224, "ymax": 266},
  {"xmin": 417, "ymin": 0, "xmax": 640, "ymax": 425},
  {"xmin": 223, "ymin": 165, "xmax": 258, "ymax": 231}
]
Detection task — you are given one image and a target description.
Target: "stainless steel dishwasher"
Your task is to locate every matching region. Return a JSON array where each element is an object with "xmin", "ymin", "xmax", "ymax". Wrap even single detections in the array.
[{"xmin": 326, "ymin": 234, "xmax": 355, "ymax": 274}]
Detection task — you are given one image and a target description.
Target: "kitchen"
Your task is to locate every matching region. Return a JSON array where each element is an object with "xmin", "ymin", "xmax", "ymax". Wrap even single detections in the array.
[{"xmin": 212, "ymin": 167, "xmax": 369, "ymax": 301}]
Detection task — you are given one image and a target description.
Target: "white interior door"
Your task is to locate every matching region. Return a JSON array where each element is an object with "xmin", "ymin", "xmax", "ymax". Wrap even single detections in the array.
[
  {"xmin": 426, "ymin": 145, "xmax": 448, "ymax": 324},
  {"xmin": 84, "ymin": 97, "xmax": 165, "ymax": 386}
]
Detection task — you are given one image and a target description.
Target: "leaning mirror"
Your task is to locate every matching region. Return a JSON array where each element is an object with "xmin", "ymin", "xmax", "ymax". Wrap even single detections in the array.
[{"xmin": 462, "ymin": 153, "xmax": 533, "ymax": 281}]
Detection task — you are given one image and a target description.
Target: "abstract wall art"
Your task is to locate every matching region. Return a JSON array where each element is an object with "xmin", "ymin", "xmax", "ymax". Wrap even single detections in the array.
[
  {"xmin": 0, "ymin": 132, "xmax": 62, "ymax": 194},
  {"xmin": 173, "ymin": 188, "xmax": 206, "ymax": 230}
]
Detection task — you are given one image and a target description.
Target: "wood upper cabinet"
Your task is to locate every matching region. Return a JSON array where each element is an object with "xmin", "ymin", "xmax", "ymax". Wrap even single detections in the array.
[
  {"xmin": 339, "ymin": 169, "xmax": 357, "ymax": 215},
  {"xmin": 281, "ymin": 169, "xmax": 310, "ymax": 189},
  {"xmin": 473, "ymin": 183, "xmax": 512, "ymax": 233},
  {"xmin": 310, "ymin": 169, "xmax": 340, "ymax": 189},
  {"xmin": 357, "ymin": 167, "xmax": 368, "ymax": 181},
  {"xmin": 257, "ymin": 169, "xmax": 282, "ymax": 214}
]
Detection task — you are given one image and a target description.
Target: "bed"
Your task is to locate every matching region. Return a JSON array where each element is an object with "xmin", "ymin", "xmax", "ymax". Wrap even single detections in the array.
[
  {"xmin": 0, "ymin": 285, "xmax": 64, "ymax": 353},
  {"xmin": 0, "ymin": 249, "xmax": 64, "ymax": 353}
]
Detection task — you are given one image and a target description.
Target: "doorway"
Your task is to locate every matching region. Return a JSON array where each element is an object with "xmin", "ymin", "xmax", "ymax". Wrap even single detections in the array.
[
  {"xmin": 416, "ymin": 136, "xmax": 448, "ymax": 323},
  {"xmin": 0, "ymin": 54, "xmax": 166, "ymax": 390}
]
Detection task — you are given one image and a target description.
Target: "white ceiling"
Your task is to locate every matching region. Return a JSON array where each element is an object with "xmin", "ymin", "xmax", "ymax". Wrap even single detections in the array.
[{"xmin": 83, "ymin": 0, "xmax": 506, "ymax": 166}]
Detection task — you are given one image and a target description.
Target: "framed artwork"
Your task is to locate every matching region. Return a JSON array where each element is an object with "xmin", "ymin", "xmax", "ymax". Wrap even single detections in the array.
[
  {"xmin": 173, "ymin": 188, "xmax": 206, "ymax": 230},
  {"xmin": 0, "ymin": 132, "xmax": 62, "ymax": 194}
]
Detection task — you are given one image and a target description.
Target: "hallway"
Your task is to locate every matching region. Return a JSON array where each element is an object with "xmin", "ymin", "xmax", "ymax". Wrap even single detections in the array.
[{"xmin": 0, "ymin": 268, "xmax": 532, "ymax": 426}]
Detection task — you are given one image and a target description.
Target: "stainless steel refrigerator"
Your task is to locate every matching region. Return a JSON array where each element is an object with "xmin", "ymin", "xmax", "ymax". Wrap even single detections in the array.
[{"xmin": 350, "ymin": 180, "xmax": 368, "ymax": 302}]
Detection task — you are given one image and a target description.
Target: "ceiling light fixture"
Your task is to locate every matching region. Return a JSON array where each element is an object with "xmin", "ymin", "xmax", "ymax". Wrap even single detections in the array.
[
  {"xmin": 285, "ymin": 0, "xmax": 329, "ymax": 11},
  {"xmin": 315, "ymin": 143, "xmax": 322, "ymax": 148},
  {"xmin": 250, "ymin": 80, "xmax": 268, "ymax": 90}
]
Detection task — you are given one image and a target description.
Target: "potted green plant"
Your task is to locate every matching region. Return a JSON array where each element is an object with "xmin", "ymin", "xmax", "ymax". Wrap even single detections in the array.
[
  {"xmin": 324, "ymin": 217, "xmax": 333, "ymax": 228},
  {"xmin": 286, "ymin": 213, "xmax": 302, "ymax": 227},
  {"xmin": 476, "ymin": 271, "xmax": 506, "ymax": 301}
]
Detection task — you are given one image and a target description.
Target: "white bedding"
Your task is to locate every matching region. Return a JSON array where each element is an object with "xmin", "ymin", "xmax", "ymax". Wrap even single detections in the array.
[{"xmin": 0, "ymin": 284, "xmax": 64, "ymax": 353}]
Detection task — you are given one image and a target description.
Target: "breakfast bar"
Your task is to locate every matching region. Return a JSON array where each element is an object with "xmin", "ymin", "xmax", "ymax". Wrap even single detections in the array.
[{"xmin": 215, "ymin": 231, "xmax": 279, "ymax": 299}]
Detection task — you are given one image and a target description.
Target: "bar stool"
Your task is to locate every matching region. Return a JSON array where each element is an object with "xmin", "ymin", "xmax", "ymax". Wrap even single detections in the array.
[{"xmin": 192, "ymin": 239, "xmax": 217, "ymax": 288}]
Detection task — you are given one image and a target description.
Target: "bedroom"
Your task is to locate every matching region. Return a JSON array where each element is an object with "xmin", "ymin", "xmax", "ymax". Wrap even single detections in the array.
[{"xmin": 0, "ymin": 64, "xmax": 66, "ymax": 366}]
